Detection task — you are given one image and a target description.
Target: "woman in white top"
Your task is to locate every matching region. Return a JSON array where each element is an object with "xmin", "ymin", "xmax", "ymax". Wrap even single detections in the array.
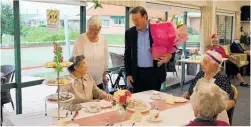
[{"xmin": 72, "ymin": 16, "xmax": 108, "ymax": 90}]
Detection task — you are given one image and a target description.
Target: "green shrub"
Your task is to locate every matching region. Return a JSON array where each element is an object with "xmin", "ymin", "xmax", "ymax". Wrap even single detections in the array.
[
  {"xmin": 21, "ymin": 26, "xmax": 79, "ymax": 42},
  {"xmin": 39, "ymin": 25, "xmax": 46, "ymax": 27}
]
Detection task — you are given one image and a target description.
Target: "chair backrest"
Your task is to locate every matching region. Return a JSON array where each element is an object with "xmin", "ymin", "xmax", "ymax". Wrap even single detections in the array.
[
  {"xmin": 109, "ymin": 52, "xmax": 124, "ymax": 67},
  {"xmin": 221, "ymin": 45, "xmax": 231, "ymax": 56},
  {"xmin": 1, "ymin": 65, "xmax": 15, "ymax": 83},
  {"xmin": 231, "ymin": 84, "xmax": 238, "ymax": 102}
]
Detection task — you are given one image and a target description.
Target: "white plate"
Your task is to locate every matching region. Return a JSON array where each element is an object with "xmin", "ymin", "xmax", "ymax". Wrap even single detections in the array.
[
  {"xmin": 150, "ymin": 95, "xmax": 162, "ymax": 100},
  {"xmin": 174, "ymin": 97, "xmax": 188, "ymax": 103},
  {"xmin": 45, "ymin": 92, "xmax": 75, "ymax": 104},
  {"xmin": 127, "ymin": 103, "xmax": 151, "ymax": 113},
  {"xmin": 147, "ymin": 116, "xmax": 161, "ymax": 122},
  {"xmin": 100, "ymin": 100, "xmax": 113, "ymax": 109},
  {"xmin": 84, "ymin": 102, "xmax": 101, "ymax": 113}
]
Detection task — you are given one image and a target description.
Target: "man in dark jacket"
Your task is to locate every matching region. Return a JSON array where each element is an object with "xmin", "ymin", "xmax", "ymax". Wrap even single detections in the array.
[{"xmin": 124, "ymin": 6, "xmax": 172, "ymax": 93}]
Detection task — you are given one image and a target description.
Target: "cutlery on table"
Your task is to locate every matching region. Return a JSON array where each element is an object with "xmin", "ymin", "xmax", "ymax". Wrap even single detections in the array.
[{"xmin": 71, "ymin": 111, "xmax": 79, "ymax": 121}]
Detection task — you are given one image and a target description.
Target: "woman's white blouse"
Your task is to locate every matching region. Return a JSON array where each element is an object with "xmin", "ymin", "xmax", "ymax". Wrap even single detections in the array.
[{"xmin": 72, "ymin": 33, "xmax": 108, "ymax": 85}]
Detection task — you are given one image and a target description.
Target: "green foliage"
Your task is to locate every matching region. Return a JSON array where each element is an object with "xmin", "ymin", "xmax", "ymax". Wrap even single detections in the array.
[
  {"xmin": 187, "ymin": 26, "xmax": 194, "ymax": 35},
  {"xmin": 240, "ymin": 34, "xmax": 250, "ymax": 46},
  {"xmin": 21, "ymin": 27, "xmax": 80, "ymax": 42},
  {"xmin": 92, "ymin": 0, "xmax": 103, "ymax": 9},
  {"xmin": 39, "ymin": 25, "xmax": 46, "ymax": 27},
  {"xmin": 1, "ymin": 4, "xmax": 14, "ymax": 35}
]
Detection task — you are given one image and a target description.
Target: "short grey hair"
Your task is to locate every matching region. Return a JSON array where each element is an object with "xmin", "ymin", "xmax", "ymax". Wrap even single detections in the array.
[
  {"xmin": 87, "ymin": 15, "xmax": 102, "ymax": 29},
  {"xmin": 68, "ymin": 55, "xmax": 85, "ymax": 73},
  {"xmin": 190, "ymin": 83, "xmax": 228, "ymax": 117}
]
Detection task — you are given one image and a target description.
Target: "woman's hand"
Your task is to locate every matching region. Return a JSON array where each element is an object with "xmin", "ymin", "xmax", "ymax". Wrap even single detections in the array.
[
  {"xmin": 102, "ymin": 93, "xmax": 113, "ymax": 102},
  {"xmin": 229, "ymin": 55, "xmax": 237, "ymax": 60}
]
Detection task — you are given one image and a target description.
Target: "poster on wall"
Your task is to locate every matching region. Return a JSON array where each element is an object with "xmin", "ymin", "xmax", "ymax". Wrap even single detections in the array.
[{"xmin": 47, "ymin": 9, "xmax": 60, "ymax": 32}]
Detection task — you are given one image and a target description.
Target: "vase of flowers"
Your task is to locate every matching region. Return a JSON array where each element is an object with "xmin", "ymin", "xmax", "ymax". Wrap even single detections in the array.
[
  {"xmin": 191, "ymin": 48, "xmax": 199, "ymax": 60},
  {"xmin": 112, "ymin": 89, "xmax": 132, "ymax": 120}
]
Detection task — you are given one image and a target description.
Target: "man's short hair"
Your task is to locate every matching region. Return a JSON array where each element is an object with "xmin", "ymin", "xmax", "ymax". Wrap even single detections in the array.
[{"xmin": 130, "ymin": 6, "xmax": 148, "ymax": 19}]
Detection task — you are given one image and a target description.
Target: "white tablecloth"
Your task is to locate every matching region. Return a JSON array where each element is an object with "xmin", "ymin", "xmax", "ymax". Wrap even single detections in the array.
[{"xmin": 3, "ymin": 90, "xmax": 229, "ymax": 126}]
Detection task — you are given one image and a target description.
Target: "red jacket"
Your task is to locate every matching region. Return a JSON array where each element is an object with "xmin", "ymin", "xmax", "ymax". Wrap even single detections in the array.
[{"xmin": 186, "ymin": 120, "xmax": 230, "ymax": 126}]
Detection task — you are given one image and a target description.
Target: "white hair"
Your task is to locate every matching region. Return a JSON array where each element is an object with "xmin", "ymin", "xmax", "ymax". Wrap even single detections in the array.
[
  {"xmin": 190, "ymin": 82, "xmax": 228, "ymax": 117},
  {"xmin": 87, "ymin": 15, "xmax": 102, "ymax": 29}
]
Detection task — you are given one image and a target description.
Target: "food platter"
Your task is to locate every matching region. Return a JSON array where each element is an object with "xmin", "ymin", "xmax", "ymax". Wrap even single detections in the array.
[
  {"xmin": 43, "ymin": 76, "xmax": 73, "ymax": 86},
  {"xmin": 44, "ymin": 61, "xmax": 73, "ymax": 68},
  {"xmin": 45, "ymin": 92, "xmax": 75, "ymax": 104}
]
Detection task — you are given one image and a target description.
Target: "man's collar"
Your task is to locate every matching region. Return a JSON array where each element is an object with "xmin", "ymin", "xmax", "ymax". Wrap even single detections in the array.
[{"xmin": 136, "ymin": 24, "xmax": 149, "ymax": 32}]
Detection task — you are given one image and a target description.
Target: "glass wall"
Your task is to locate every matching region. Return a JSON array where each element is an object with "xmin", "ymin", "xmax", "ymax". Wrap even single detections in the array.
[
  {"xmin": 87, "ymin": 3, "xmax": 125, "ymax": 48},
  {"xmin": 187, "ymin": 12, "xmax": 201, "ymax": 49},
  {"xmin": 216, "ymin": 15, "xmax": 234, "ymax": 45},
  {"xmin": 1, "ymin": 0, "xmax": 15, "ymax": 76},
  {"xmin": 19, "ymin": 1, "xmax": 80, "ymax": 80}
]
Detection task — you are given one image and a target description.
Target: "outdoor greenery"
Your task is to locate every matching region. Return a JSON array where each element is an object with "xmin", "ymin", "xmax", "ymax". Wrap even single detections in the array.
[
  {"xmin": 1, "ymin": 4, "xmax": 14, "ymax": 36},
  {"xmin": 21, "ymin": 26, "xmax": 80, "ymax": 42}
]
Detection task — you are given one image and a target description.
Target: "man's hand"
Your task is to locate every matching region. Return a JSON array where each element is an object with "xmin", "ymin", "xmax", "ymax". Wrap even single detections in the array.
[
  {"xmin": 157, "ymin": 53, "xmax": 172, "ymax": 65},
  {"xmin": 103, "ymin": 76, "xmax": 108, "ymax": 85},
  {"xmin": 127, "ymin": 76, "xmax": 134, "ymax": 88},
  {"xmin": 244, "ymin": 50, "xmax": 250, "ymax": 55}
]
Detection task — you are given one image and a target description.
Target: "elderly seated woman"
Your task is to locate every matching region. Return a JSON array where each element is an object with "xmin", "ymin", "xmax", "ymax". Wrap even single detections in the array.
[
  {"xmin": 59, "ymin": 55, "xmax": 113, "ymax": 104},
  {"xmin": 187, "ymin": 84, "xmax": 230, "ymax": 126},
  {"xmin": 183, "ymin": 50, "xmax": 235, "ymax": 110}
]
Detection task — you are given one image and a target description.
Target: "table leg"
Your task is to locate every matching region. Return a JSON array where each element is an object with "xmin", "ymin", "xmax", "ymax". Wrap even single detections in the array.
[
  {"xmin": 1, "ymin": 105, "xmax": 3, "ymax": 126},
  {"xmin": 45, "ymin": 101, "xmax": 47, "ymax": 116},
  {"xmin": 181, "ymin": 62, "xmax": 185, "ymax": 91}
]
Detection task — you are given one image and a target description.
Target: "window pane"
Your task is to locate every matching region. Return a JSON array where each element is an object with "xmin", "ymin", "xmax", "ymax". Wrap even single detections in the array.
[
  {"xmin": 217, "ymin": 15, "xmax": 226, "ymax": 45},
  {"xmin": 20, "ymin": 1, "xmax": 80, "ymax": 81},
  {"xmin": 87, "ymin": 3, "xmax": 125, "ymax": 48},
  {"xmin": 1, "ymin": 0, "xmax": 15, "ymax": 82},
  {"xmin": 216, "ymin": 15, "xmax": 233, "ymax": 45},
  {"xmin": 225, "ymin": 16, "xmax": 233, "ymax": 44},
  {"xmin": 187, "ymin": 12, "xmax": 201, "ymax": 49}
]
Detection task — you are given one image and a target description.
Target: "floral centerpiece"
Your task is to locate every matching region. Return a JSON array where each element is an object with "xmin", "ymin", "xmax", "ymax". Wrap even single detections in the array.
[
  {"xmin": 150, "ymin": 15, "xmax": 188, "ymax": 66},
  {"xmin": 112, "ymin": 89, "xmax": 132, "ymax": 118},
  {"xmin": 190, "ymin": 48, "xmax": 200, "ymax": 60}
]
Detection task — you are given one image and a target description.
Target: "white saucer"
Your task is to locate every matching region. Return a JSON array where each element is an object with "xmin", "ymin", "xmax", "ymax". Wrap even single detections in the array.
[{"xmin": 147, "ymin": 116, "xmax": 161, "ymax": 122}]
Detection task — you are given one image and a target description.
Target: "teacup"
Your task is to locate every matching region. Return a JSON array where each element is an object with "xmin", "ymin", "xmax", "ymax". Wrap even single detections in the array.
[{"xmin": 149, "ymin": 109, "xmax": 160, "ymax": 120}]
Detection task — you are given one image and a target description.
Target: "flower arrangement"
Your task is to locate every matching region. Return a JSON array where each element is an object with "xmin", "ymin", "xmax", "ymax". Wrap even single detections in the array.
[
  {"xmin": 190, "ymin": 48, "xmax": 200, "ymax": 60},
  {"xmin": 191, "ymin": 48, "xmax": 199, "ymax": 56},
  {"xmin": 150, "ymin": 15, "xmax": 188, "ymax": 62},
  {"xmin": 53, "ymin": 41, "xmax": 63, "ymax": 72},
  {"xmin": 112, "ymin": 89, "xmax": 132, "ymax": 110}
]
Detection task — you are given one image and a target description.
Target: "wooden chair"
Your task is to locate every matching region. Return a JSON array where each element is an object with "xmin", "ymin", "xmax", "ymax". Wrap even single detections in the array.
[{"xmin": 227, "ymin": 85, "xmax": 239, "ymax": 125}]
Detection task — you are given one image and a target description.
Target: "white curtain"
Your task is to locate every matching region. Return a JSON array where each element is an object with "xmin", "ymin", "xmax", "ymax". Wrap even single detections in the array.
[
  {"xmin": 200, "ymin": 6, "xmax": 214, "ymax": 53},
  {"xmin": 234, "ymin": 11, "xmax": 241, "ymax": 40}
]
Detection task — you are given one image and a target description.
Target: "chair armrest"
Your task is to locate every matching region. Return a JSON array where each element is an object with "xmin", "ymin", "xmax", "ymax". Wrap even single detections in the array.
[{"xmin": 229, "ymin": 53, "xmax": 248, "ymax": 67}]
